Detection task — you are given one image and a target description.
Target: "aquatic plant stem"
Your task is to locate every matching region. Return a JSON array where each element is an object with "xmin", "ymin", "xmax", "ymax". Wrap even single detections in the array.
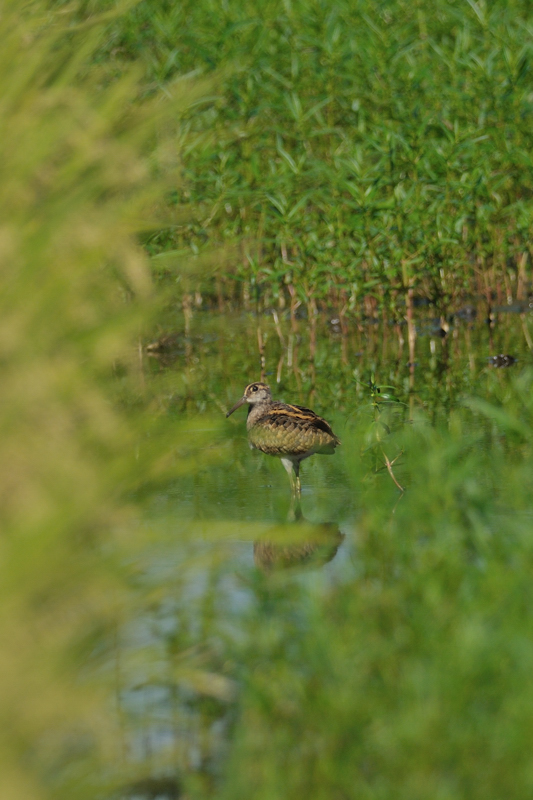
[{"xmin": 382, "ymin": 448, "xmax": 405, "ymax": 493}]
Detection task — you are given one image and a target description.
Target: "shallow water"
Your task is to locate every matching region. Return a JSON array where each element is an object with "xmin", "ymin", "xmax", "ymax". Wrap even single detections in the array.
[{"xmin": 117, "ymin": 304, "xmax": 533, "ymax": 798}]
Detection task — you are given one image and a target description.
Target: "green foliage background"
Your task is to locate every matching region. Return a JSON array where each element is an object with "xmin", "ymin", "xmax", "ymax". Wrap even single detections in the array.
[{"xmin": 104, "ymin": 0, "xmax": 533, "ymax": 313}]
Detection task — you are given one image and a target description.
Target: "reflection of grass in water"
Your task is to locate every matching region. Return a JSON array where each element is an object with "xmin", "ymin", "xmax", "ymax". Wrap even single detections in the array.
[{"xmin": 144, "ymin": 301, "xmax": 533, "ymax": 432}]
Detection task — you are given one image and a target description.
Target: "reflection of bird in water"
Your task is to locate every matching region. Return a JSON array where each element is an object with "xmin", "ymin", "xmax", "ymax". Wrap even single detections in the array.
[
  {"xmin": 226, "ymin": 382, "xmax": 340, "ymax": 494},
  {"xmin": 253, "ymin": 497, "xmax": 343, "ymax": 571},
  {"xmin": 123, "ymin": 776, "xmax": 181, "ymax": 799}
]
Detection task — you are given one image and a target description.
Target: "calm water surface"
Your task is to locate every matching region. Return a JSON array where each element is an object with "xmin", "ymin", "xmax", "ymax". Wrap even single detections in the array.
[{"xmin": 119, "ymin": 304, "xmax": 533, "ymax": 798}]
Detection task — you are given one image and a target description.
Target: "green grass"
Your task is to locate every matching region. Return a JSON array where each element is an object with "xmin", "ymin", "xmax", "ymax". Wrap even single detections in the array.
[
  {"xmin": 99, "ymin": 0, "xmax": 533, "ymax": 316},
  {"xmin": 6, "ymin": 2, "xmax": 533, "ymax": 799}
]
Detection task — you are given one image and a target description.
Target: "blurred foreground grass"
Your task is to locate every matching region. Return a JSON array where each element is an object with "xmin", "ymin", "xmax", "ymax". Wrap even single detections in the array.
[{"xmin": 0, "ymin": 1, "xmax": 201, "ymax": 797}]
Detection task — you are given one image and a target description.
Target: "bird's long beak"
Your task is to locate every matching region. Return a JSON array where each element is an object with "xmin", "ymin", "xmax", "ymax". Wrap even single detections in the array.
[{"xmin": 226, "ymin": 396, "xmax": 246, "ymax": 417}]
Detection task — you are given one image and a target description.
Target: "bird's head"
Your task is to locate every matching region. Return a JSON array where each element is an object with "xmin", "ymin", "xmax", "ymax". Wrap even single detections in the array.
[{"xmin": 226, "ymin": 382, "xmax": 272, "ymax": 417}]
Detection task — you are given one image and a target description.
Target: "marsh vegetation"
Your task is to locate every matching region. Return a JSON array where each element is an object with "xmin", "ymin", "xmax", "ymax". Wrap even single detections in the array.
[{"xmin": 5, "ymin": 1, "xmax": 533, "ymax": 799}]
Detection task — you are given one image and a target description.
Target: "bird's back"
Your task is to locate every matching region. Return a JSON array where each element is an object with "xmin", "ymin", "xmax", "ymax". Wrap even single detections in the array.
[{"xmin": 247, "ymin": 401, "xmax": 340, "ymax": 457}]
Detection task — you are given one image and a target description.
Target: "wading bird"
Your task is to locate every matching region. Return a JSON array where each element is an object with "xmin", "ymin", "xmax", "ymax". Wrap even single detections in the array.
[{"xmin": 226, "ymin": 382, "xmax": 340, "ymax": 494}]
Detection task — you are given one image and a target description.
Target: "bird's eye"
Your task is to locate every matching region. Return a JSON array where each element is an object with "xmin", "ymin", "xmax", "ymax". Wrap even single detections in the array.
[{"xmin": 252, "ymin": 385, "xmax": 258, "ymax": 392}]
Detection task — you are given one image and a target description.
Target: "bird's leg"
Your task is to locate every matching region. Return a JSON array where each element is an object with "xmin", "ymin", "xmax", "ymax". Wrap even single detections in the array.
[
  {"xmin": 287, "ymin": 493, "xmax": 303, "ymax": 522},
  {"xmin": 281, "ymin": 457, "xmax": 300, "ymax": 495},
  {"xmin": 294, "ymin": 460, "xmax": 301, "ymax": 496}
]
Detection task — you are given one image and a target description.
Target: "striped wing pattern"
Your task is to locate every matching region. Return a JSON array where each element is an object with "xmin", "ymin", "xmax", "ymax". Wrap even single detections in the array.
[{"xmin": 248, "ymin": 402, "xmax": 340, "ymax": 457}]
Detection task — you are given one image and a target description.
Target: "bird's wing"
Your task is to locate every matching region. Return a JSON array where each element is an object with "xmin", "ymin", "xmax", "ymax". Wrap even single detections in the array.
[{"xmin": 287, "ymin": 404, "xmax": 339, "ymax": 441}]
